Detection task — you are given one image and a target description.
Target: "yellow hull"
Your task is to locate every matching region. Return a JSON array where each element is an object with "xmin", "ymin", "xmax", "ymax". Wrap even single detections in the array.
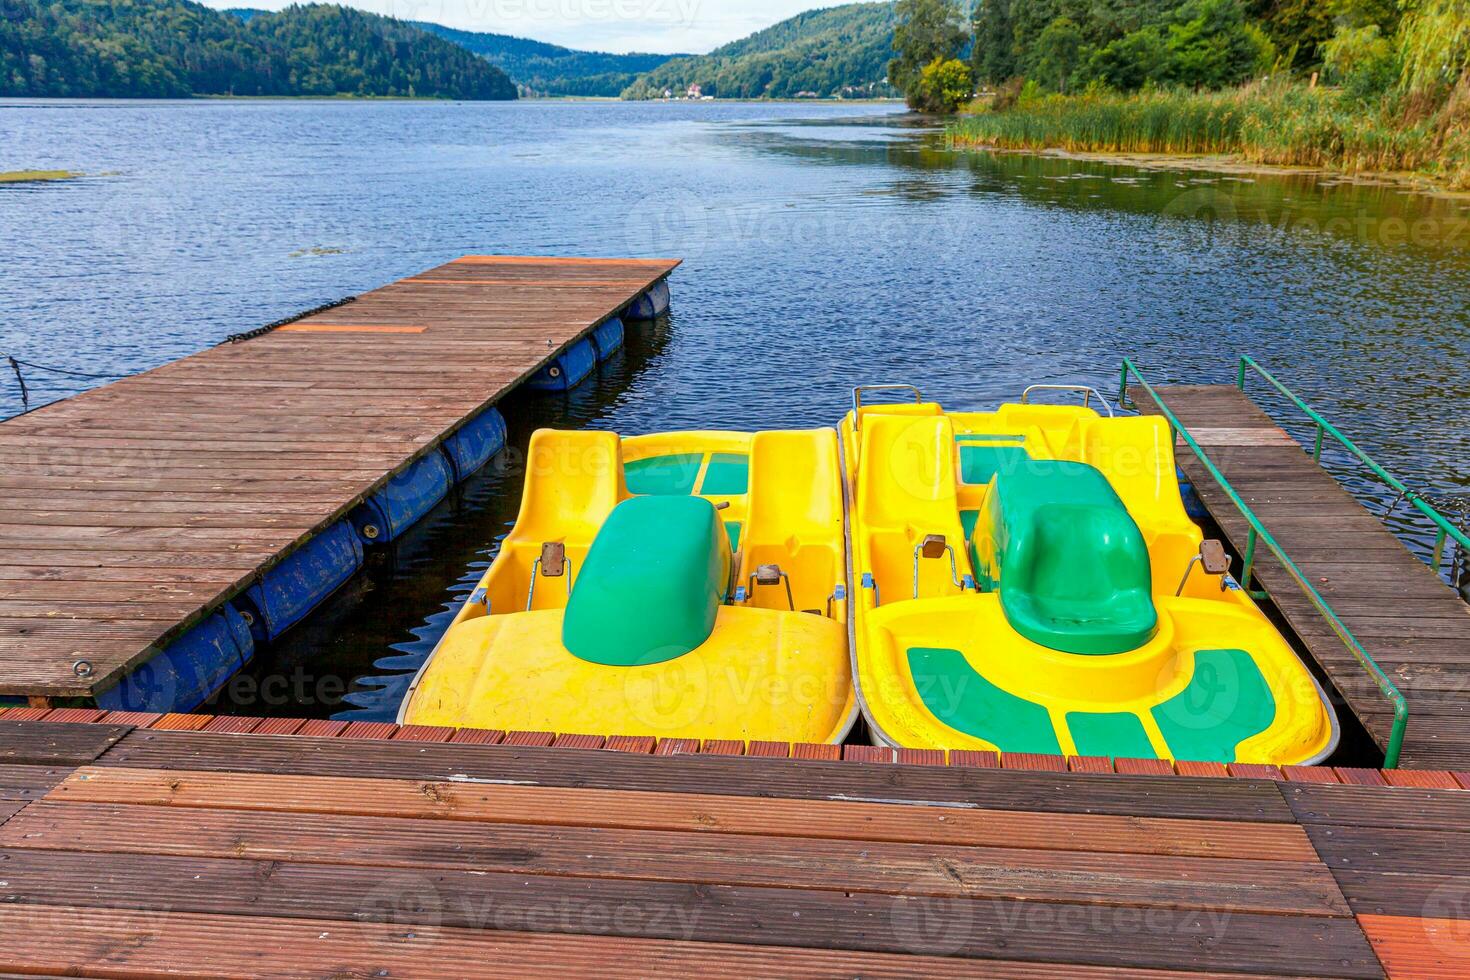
[
  {"xmin": 841, "ymin": 396, "xmax": 1337, "ymax": 764},
  {"xmin": 401, "ymin": 428, "xmax": 856, "ymax": 743}
]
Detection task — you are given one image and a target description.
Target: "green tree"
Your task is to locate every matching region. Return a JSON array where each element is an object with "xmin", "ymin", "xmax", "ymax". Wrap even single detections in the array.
[
  {"xmin": 890, "ymin": 0, "xmax": 969, "ymax": 107},
  {"xmin": 971, "ymin": 0, "xmax": 1018, "ymax": 85},
  {"xmin": 1035, "ymin": 16, "xmax": 1085, "ymax": 91},
  {"xmin": 915, "ymin": 55, "xmax": 974, "ymax": 109}
]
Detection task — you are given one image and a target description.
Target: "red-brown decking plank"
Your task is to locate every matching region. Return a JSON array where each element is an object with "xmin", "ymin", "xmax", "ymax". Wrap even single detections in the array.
[
  {"xmin": 552, "ymin": 734, "xmax": 606, "ymax": 750},
  {"xmin": 502, "ymin": 731, "xmax": 555, "ymax": 748},
  {"xmin": 38, "ymin": 708, "xmax": 105, "ymax": 724},
  {"xmin": 1335, "ymin": 768, "xmax": 1390, "ymax": 787},
  {"xmin": 1, "ymin": 800, "xmax": 1353, "ymax": 918},
  {"xmin": 0, "ymin": 708, "xmax": 50, "ymax": 721},
  {"xmin": 1115, "ymin": 758, "xmax": 1175, "ymax": 776},
  {"xmin": 55, "ymin": 767, "xmax": 1321, "ymax": 861},
  {"xmin": 1283, "ymin": 766, "xmax": 1341, "ymax": 784},
  {"xmin": 148, "ymin": 713, "xmax": 212, "ymax": 732},
  {"xmin": 0, "ymin": 901, "xmax": 1375, "ymax": 980},
  {"xmin": 98, "ymin": 711, "xmax": 162, "ymax": 727},
  {"xmin": 296, "ymin": 719, "xmax": 347, "ymax": 738},
  {"xmin": 449, "ymin": 728, "xmax": 504, "ymax": 745},
  {"xmin": 1005, "ymin": 753, "xmax": 1068, "ymax": 772},
  {"xmin": 790, "ymin": 743, "xmax": 841, "ymax": 761},
  {"xmin": 1137, "ymin": 383, "xmax": 1470, "ymax": 771},
  {"xmin": 747, "ymin": 741, "xmax": 790, "ymax": 758},
  {"xmin": 842, "ymin": 745, "xmax": 894, "ymax": 763},
  {"xmin": 1359, "ymin": 915, "xmax": 1470, "ymax": 980},
  {"xmin": 339, "ymin": 722, "xmax": 397, "ymax": 741},
  {"xmin": 1068, "ymin": 756, "xmax": 1114, "ymax": 773},
  {"xmin": 702, "ymin": 740, "xmax": 745, "ymax": 756},
  {"xmin": 391, "ymin": 725, "xmax": 455, "ymax": 743},
  {"xmin": 0, "ymin": 256, "xmax": 678, "ymax": 701},
  {"xmin": 602, "ymin": 735, "xmax": 655, "ymax": 753},
  {"xmin": 950, "ymin": 749, "xmax": 1001, "ymax": 768},
  {"xmin": 894, "ymin": 748, "xmax": 945, "ymax": 766},
  {"xmin": 1382, "ymin": 770, "xmax": 1460, "ymax": 789},
  {"xmin": 251, "ymin": 717, "xmax": 306, "ymax": 736},
  {"xmin": 200, "ymin": 716, "xmax": 261, "ymax": 734},
  {"xmin": 653, "ymin": 738, "xmax": 700, "ymax": 756},
  {"xmin": 1229, "ymin": 764, "xmax": 1284, "ymax": 781},
  {"xmin": 97, "ymin": 731, "xmax": 1301, "ymax": 822},
  {"xmin": 1176, "ymin": 761, "xmax": 1229, "ymax": 778}
]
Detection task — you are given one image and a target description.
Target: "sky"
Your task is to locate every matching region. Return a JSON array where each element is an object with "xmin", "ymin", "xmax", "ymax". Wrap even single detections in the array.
[{"xmin": 205, "ymin": 0, "xmax": 839, "ymax": 54}]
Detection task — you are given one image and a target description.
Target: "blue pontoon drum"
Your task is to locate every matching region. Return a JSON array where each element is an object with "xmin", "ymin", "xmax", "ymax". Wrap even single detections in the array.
[
  {"xmin": 96, "ymin": 603, "xmax": 254, "ymax": 713},
  {"xmin": 591, "ymin": 316, "xmax": 625, "ymax": 360},
  {"xmin": 237, "ymin": 519, "xmax": 364, "ymax": 643},
  {"xmin": 443, "ymin": 406, "xmax": 509, "ymax": 481},
  {"xmin": 350, "ymin": 449, "xmax": 455, "ymax": 544},
  {"xmin": 525, "ymin": 337, "xmax": 597, "ymax": 392},
  {"xmin": 624, "ymin": 279, "xmax": 670, "ymax": 320}
]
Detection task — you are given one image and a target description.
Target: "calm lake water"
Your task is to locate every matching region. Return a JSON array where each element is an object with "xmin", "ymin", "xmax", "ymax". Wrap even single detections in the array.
[{"xmin": 1, "ymin": 98, "xmax": 1466, "ymax": 721}]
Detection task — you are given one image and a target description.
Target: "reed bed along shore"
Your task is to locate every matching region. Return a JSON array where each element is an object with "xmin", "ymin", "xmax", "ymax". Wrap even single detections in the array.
[{"xmin": 949, "ymin": 83, "xmax": 1470, "ymax": 189}]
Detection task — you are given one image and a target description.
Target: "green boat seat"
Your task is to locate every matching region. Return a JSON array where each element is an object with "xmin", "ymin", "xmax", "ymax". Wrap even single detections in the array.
[
  {"xmin": 983, "ymin": 460, "xmax": 1157, "ymax": 656},
  {"xmin": 562, "ymin": 495, "xmax": 732, "ymax": 666}
]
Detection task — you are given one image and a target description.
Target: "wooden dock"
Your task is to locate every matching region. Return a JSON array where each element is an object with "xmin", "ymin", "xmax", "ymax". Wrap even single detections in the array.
[
  {"xmin": 1137, "ymin": 385, "xmax": 1470, "ymax": 771},
  {"xmin": 0, "ymin": 255, "xmax": 678, "ymax": 703},
  {"xmin": 0, "ymin": 717, "xmax": 1465, "ymax": 977}
]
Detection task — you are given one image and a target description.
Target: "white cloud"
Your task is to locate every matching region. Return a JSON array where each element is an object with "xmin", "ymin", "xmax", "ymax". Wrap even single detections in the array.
[{"xmin": 205, "ymin": 0, "xmax": 854, "ymax": 54}]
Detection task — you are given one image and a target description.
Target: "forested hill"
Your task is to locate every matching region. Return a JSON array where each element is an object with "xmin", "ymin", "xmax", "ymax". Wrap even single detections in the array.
[
  {"xmin": 410, "ymin": 22, "xmax": 682, "ymax": 97},
  {"xmin": 622, "ymin": 2, "xmax": 900, "ymax": 100},
  {"xmin": 0, "ymin": 1, "xmax": 517, "ymax": 99}
]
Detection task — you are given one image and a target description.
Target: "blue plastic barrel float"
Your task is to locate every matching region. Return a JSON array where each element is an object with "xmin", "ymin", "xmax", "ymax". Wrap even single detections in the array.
[
  {"xmin": 525, "ymin": 336, "xmax": 597, "ymax": 392},
  {"xmin": 237, "ymin": 519, "xmax": 364, "ymax": 644},
  {"xmin": 350, "ymin": 449, "xmax": 455, "ymax": 545},
  {"xmin": 96, "ymin": 603, "xmax": 255, "ymax": 713},
  {"xmin": 590, "ymin": 316, "xmax": 625, "ymax": 361},
  {"xmin": 443, "ymin": 405, "xmax": 509, "ymax": 481},
  {"xmin": 624, "ymin": 279, "xmax": 671, "ymax": 321}
]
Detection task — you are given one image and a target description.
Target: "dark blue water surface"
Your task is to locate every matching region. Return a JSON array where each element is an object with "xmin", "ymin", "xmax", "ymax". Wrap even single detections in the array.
[{"xmin": 1, "ymin": 98, "xmax": 1466, "ymax": 720}]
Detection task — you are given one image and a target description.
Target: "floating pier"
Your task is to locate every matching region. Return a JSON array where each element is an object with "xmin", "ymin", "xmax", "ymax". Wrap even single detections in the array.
[
  {"xmin": 0, "ymin": 255, "xmax": 679, "ymax": 709},
  {"xmin": 0, "ymin": 716, "xmax": 1464, "ymax": 977},
  {"xmin": 1127, "ymin": 362, "xmax": 1470, "ymax": 770}
]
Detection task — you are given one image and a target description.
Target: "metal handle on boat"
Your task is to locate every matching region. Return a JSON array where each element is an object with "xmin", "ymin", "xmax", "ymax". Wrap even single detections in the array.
[
  {"xmin": 852, "ymin": 384, "xmax": 922, "ymax": 429},
  {"xmin": 746, "ymin": 564, "xmax": 795, "ymax": 611},
  {"xmin": 1175, "ymin": 539, "xmax": 1231, "ymax": 596},
  {"xmin": 529, "ymin": 552, "xmax": 573, "ymax": 614},
  {"xmin": 912, "ymin": 535, "xmax": 967, "ymax": 599},
  {"xmin": 1021, "ymin": 384, "xmax": 1116, "ymax": 417}
]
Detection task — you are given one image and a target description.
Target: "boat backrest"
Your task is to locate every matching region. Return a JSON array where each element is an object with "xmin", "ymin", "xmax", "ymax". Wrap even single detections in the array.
[
  {"xmin": 855, "ymin": 413, "xmax": 973, "ymax": 606},
  {"xmin": 740, "ymin": 429, "xmax": 845, "ymax": 617},
  {"xmin": 483, "ymin": 429, "xmax": 626, "ymax": 614}
]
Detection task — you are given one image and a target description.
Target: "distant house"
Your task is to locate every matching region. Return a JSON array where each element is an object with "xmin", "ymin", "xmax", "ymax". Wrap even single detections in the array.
[
  {"xmin": 686, "ymin": 83, "xmax": 702, "ymax": 99},
  {"xmin": 795, "ymin": 91, "xmax": 820, "ymax": 98}
]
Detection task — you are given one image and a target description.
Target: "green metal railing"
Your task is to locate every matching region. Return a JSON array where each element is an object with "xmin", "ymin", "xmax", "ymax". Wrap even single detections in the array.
[
  {"xmin": 1118, "ymin": 358, "xmax": 1409, "ymax": 768},
  {"xmin": 1237, "ymin": 354, "xmax": 1470, "ymax": 582}
]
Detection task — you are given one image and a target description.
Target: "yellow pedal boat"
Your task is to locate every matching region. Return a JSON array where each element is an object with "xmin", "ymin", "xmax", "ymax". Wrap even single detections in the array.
[
  {"xmin": 400, "ymin": 427, "xmax": 857, "ymax": 743},
  {"xmin": 840, "ymin": 385, "xmax": 1338, "ymax": 764}
]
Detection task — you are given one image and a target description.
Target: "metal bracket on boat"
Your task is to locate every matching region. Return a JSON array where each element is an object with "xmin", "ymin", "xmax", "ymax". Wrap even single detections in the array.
[
  {"xmin": 913, "ymin": 534, "xmax": 966, "ymax": 598},
  {"xmin": 747, "ymin": 563, "xmax": 795, "ymax": 611},
  {"xmin": 852, "ymin": 384, "xmax": 922, "ymax": 429},
  {"xmin": 861, "ymin": 572, "xmax": 881, "ymax": 606},
  {"xmin": 469, "ymin": 587, "xmax": 489, "ymax": 608},
  {"xmin": 526, "ymin": 543, "xmax": 573, "ymax": 611},
  {"xmin": 1021, "ymin": 384, "xmax": 1116, "ymax": 418},
  {"xmin": 1175, "ymin": 539, "xmax": 1231, "ymax": 596},
  {"xmin": 825, "ymin": 583, "xmax": 846, "ymax": 619}
]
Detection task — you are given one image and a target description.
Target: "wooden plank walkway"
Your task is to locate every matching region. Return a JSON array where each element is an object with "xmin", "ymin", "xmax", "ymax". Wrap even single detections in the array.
[
  {"xmin": 1136, "ymin": 385, "xmax": 1470, "ymax": 770},
  {"xmin": 0, "ymin": 255, "xmax": 678, "ymax": 702},
  {"xmin": 8, "ymin": 719, "xmax": 1460, "ymax": 977}
]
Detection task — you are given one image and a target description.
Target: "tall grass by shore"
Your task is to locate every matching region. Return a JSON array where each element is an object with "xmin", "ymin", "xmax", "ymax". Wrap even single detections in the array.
[{"xmin": 948, "ymin": 83, "xmax": 1470, "ymax": 189}]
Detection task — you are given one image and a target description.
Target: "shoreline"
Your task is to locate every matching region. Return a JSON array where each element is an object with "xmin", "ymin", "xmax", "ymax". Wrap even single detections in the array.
[{"xmin": 949, "ymin": 140, "xmax": 1470, "ymax": 202}]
